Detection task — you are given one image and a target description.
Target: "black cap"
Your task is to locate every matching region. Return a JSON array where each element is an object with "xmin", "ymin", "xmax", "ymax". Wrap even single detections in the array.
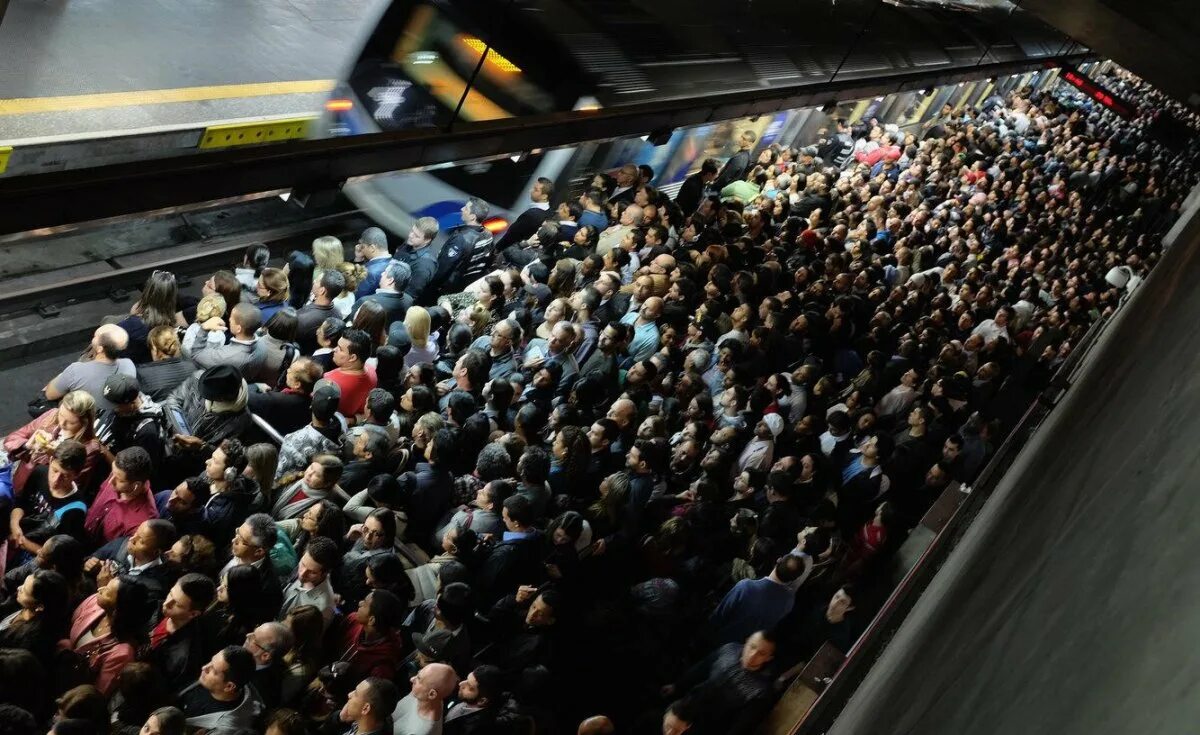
[
  {"xmin": 199, "ymin": 365, "xmax": 242, "ymax": 401},
  {"xmin": 413, "ymin": 628, "xmax": 454, "ymax": 661},
  {"xmin": 102, "ymin": 373, "xmax": 140, "ymax": 405},
  {"xmin": 310, "ymin": 379, "xmax": 341, "ymax": 421}
]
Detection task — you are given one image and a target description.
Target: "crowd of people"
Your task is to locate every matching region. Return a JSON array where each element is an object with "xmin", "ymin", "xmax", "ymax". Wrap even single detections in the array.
[{"xmin": 0, "ymin": 69, "xmax": 1197, "ymax": 735}]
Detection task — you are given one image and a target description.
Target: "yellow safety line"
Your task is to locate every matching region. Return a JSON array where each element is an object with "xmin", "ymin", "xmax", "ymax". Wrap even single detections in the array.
[{"xmin": 0, "ymin": 80, "xmax": 336, "ymax": 116}]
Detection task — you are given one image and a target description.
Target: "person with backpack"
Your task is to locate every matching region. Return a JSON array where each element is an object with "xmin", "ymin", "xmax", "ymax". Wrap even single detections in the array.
[{"xmin": 95, "ymin": 373, "xmax": 170, "ymax": 485}]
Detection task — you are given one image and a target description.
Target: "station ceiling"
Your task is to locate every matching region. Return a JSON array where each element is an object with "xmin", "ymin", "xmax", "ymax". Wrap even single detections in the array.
[{"xmin": 1024, "ymin": 0, "xmax": 1200, "ymax": 103}]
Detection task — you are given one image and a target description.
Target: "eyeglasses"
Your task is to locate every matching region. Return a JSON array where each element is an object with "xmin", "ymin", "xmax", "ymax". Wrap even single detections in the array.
[{"xmin": 152, "ymin": 269, "xmax": 177, "ymax": 282}]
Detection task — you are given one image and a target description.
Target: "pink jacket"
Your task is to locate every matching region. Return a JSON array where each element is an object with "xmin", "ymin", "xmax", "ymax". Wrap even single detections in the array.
[
  {"xmin": 61, "ymin": 593, "xmax": 136, "ymax": 696},
  {"xmin": 3, "ymin": 409, "xmax": 103, "ymax": 493},
  {"xmin": 84, "ymin": 476, "xmax": 158, "ymax": 545}
]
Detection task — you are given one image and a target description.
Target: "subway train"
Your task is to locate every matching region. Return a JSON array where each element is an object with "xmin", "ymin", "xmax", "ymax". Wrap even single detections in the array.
[{"xmin": 315, "ymin": 0, "xmax": 1084, "ymax": 238}]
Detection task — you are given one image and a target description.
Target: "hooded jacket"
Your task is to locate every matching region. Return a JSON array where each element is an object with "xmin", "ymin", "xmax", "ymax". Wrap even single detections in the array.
[
  {"xmin": 335, "ymin": 611, "xmax": 406, "ymax": 683},
  {"xmin": 180, "ymin": 682, "xmax": 265, "ymax": 735}
]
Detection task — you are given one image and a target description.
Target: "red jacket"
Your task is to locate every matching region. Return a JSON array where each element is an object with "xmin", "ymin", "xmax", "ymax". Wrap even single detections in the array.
[
  {"xmin": 335, "ymin": 612, "xmax": 405, "ymax": 682},
  {"xmin": 855, "ymin": 144, "xmax": 901, "ymax": 168},
  {"xmin": 84, "ymin": 476, "xmax": 158, "ymax": 545}
]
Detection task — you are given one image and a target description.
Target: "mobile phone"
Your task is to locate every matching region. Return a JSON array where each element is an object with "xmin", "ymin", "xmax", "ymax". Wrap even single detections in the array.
[{"xmin": 171, "ymin": 409, "xmax": 191, "ymax": 437}]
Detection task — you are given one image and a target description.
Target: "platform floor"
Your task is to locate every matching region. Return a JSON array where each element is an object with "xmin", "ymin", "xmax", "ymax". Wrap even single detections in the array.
[
  {"xmin": 827, "ymin": 221, "xmax": 1200, "ymax": 733},
  {"xmin": 0, "ymin": 0, "xmax": 389, "ymax": 140}
]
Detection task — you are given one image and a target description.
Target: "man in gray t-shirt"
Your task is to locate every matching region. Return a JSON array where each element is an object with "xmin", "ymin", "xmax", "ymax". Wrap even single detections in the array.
[
  {"xmin": 391, "ymin": 663, "xmax": 457, "ymax": 735},
  {"xmin": 45, "ymin": 325, "xmax": 136, "ymax": 411}
]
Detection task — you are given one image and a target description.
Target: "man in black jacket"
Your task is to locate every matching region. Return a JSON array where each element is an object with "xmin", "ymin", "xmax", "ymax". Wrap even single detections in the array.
[
  {"xmin": 444, "ymin": 664, "xmax": 508, "ymax": 735},
  {"xmin": 393, "ymin": 216, "xmax": 440, "ymax": 303},
  {"xmin": 476, "ymin": 495, "xmax": 543, "ymax": 606},
  {"xmin": 247, "ymin": 357, "xmax": 321, "ymax": 437},
  {"xmin": 713, "ymin": 130, "xmax": 757, "ymax": 191},
  {"xmin": 479, "ymin": 585, "xmax": 562, "ymax": 674},
  {"xmin": 222, "ymin": 514, "xmax": 284, "ymax": 616},
  {"xmin": 674, "ymin": 158, "xmax": 719, "ymax": 216},
  {"xmin": 244, "ymin": 621, "xmax": 293, "ymax": 711},
  {"xmin": 145, "ymin": 573, "xmax": 216, "ymax": 692},
  {"xmin": 87, "ymin": 518, "xmax": 179, "ymax": 603},
  {"xmin": 351, "ymin": 260, "xmax": 414, "ymax": 324},
  {"xmin": 295, "ymin": 270, "xmax": 346, "ymax": 354},
  {"xmin": 494, "ymin": 177, "xmax": 553, "ymax": 251},
  {"xmin": 431, "ymin": 198, "xmax": 492, "ymax": 298}
]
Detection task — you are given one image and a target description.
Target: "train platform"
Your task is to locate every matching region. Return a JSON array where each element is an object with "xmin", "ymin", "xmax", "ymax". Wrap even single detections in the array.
[
  {"xmin": 824, "ymin": 203, "xmax": 1200, "ymax": 733},
  {"xmin": 0, "ymin": 0, "xmax": 387, "ymax": 141}
]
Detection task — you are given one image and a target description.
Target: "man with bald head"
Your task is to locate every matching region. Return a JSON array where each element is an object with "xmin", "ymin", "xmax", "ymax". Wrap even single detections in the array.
[
  {"xmin": 577, "ymin": 715, "xmax": 615, "ymax": 735},
  {"xmin": 44, "ymin": 324, "xmax": 136, "ymax": 411},
  {"xmin": 621, "ymin": 296, "xmax": 663, "ymax": 363},
  {"xmin": 596, "ymin": 203, "xmax": 643, "ymax": 256},
  {"xmin": 393, "ymin": 662, "xmax": 459, "ymax": 735},
  {"xmin": 648, "ymin": 253, "xmax": 676, "ymax": 278}
]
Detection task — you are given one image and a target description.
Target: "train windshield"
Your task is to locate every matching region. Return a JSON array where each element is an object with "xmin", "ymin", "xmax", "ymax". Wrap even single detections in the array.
[{"xmin": 340, "ymin": 0, "xmax": 577, "ymax": 133}]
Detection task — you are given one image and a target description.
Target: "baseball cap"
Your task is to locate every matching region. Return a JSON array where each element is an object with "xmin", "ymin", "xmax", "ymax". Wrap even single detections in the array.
[
  {"xmin": 102, "ymin": 373, "xmax": 141, "ymax": 405},
  {"xmin": 413, "ymin": 628, "xmax": 455, "ymax": 661},
  {"xmin": 199, "ymin": 365, "xmax": 242, "ymax": 402},
  {"xmin": 310, "ymin": 379, "xmax": 342, "ymax": 421}
]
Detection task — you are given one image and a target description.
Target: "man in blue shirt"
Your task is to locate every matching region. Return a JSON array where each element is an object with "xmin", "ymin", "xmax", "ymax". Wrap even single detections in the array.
[
  {"xmin": 709, "ymin": 554, "xmax": 806, "ymax": 646},
  {"xmin": 621, "ymin": 296, "xmax": 663, "ymax": 364},
  {"xmin": 353, "ymin": 227, "xmax": 392, "ymax": 299}
]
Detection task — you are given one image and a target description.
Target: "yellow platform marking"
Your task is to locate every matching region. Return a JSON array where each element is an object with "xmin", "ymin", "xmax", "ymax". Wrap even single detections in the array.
[
  {"xmin": 0, "ymin": 146, "xmax": 10, "ymax": 174},
  {"xmin": 199, "ymin": 116, "xmax": 315, "ymax": 149},
  {"xmin": 0, "ymin": 80, "xmax": 336, "ymax": 116}
]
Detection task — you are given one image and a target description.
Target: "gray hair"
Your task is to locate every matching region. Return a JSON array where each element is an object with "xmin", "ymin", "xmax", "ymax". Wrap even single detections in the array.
[
  {"xmin": 244, "ymin": 513, "xmax": 277, "ymax": 549},
  {"xmin": 476, "ymin": 442, "xmax": 514, "ymax": 481},
  {"xmin": 465, "ymin": 197, "xmax": 490, "ymax": 222},
  {"xmin": 384, "ymin": 260, "xmax": 412, "ymax": 290},
  {"xmin": 256, "ymin": 621, "xmax": 294, "ymax": 658}
]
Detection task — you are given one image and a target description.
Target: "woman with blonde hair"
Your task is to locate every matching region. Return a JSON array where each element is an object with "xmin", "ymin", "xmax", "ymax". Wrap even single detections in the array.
[
  {"xmin": 3, "ymin": 390, "xmax": 103, "ymax": 492},
  {"xmin": 333, "ymin": 261, "xmax": 365, "ymax": 319},
  {"xmin": 254, "ymin": 267, "xmax": 290, "ymax": 322},
  {"xmin": 137, "ymin": 326, "xmax": 194, "ymax": 402},
  {"xmin": 403, "ymin": 305, "xmax": 437, "ymax": 368},
  {"xmin": 310, "ymin": 235, "xmax": 345, "ymax": 282},
  {"xmin": 465, "ymin": 302, "xmax": 492, "ymax": 338}
]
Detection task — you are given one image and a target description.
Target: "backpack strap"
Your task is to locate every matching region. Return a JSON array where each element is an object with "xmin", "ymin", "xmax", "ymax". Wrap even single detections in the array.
[{"xmin": 54, "ymin": 500, "xmax": 88, "ymax": 520}]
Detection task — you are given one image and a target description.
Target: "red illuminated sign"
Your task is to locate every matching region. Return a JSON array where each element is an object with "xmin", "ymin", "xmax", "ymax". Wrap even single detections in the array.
[{"xmin": 1059, "ymin": 67, "xmax": 1135, "ymax": 118}]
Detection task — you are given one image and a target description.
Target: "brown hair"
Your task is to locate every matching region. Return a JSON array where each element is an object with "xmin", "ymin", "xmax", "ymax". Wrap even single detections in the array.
[
  {"xmin": 258, "ymin": 267, "xmax": 290, "ymax": 303},
  {"xmin": 210, "ymin": 270, "xmax": 241, "ymax": 315},
  {"xmin": 148, "ymin": 325, "xmax": 181, "ymax": 359}
]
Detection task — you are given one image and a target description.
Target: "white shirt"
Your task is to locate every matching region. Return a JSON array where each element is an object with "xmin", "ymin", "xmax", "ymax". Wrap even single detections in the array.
[{"xmin": 392, "ymin": 695, "xmax": 441, "ymax": 735}]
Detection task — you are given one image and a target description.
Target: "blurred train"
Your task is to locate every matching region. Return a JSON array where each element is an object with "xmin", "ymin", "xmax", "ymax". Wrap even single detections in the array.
[{"xmin": 316, "ymin": 0, "xmax": 1087, "ymax": 239}]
